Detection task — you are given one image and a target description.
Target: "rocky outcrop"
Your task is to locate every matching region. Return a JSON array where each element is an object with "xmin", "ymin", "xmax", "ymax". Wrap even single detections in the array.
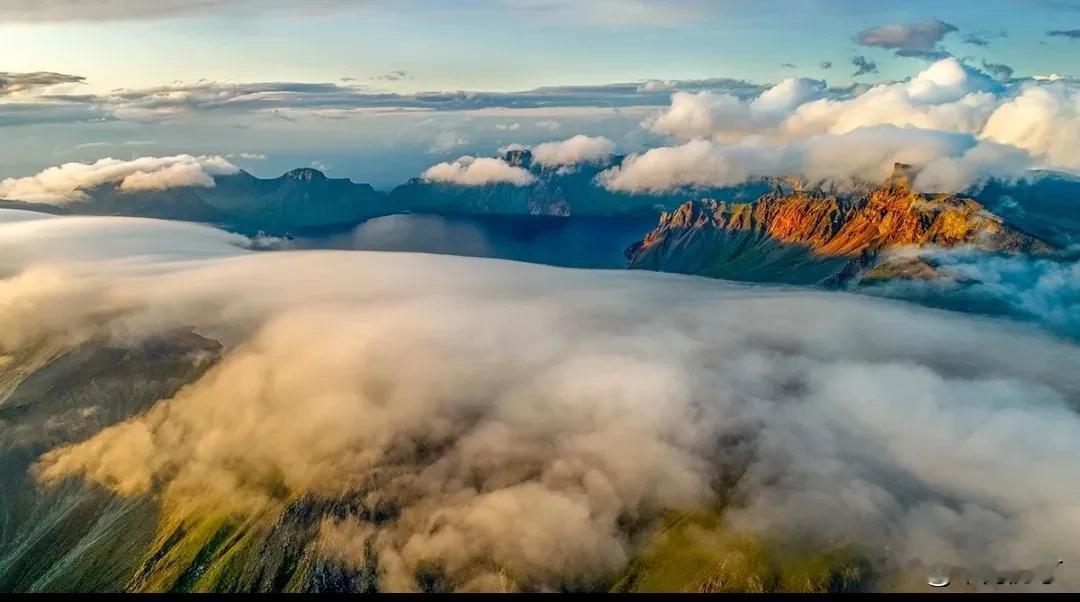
[{"xmin": 626, "ymin": 164, "xmax": 1053, "ymax": 285}]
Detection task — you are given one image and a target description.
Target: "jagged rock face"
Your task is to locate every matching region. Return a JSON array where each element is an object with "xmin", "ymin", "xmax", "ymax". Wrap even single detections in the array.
[{"xmin": 626, "ymin": 168, "xmax": 1052, "ymax": 286}]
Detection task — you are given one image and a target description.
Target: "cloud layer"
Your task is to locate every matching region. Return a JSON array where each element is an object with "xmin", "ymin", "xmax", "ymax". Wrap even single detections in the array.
[
  {"xmin": 2, "ymin": 211, "xmax": 1080, "ymax": 590},
  {"xmin": 0, "ymin": 155, "xmax": 239, "ymax": 203}
]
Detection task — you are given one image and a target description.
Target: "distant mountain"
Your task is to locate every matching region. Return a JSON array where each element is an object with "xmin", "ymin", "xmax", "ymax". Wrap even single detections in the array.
[
  {"xmin": 972, "ymin": 170, "xmax": 1080, "ymax": 248},
  {"xmin": 625, "ymin": 164, "xmax": 1056, "ymax": 286},
  {"xmin": 2, "ymin": 168, "xmax": 390, "ymax": 235},
  {"xmin": 0, "ymin": 199, "xmax": 71, "ymax": 215},
  {"xmin": 5, "ymin": 159, "xmax": 1079, "ymax": 246},
  {"xmin": 388, "ymin": 149, "xmax": 774, "ymax": 217}
]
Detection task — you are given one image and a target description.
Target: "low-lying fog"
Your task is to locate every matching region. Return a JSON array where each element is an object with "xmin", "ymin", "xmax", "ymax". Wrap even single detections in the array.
[{"xmin": 3, "ymin": 209, "xmax": 1079, "ymax": 591}]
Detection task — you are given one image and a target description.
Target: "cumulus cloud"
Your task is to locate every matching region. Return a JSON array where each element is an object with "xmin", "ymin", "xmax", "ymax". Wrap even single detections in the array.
[
  {"xmin": 856, "ymin": 18, "xmax": 958, "ymax": 54},
  {"xmin": 0, "ymin": 155, "xmax": 239, "ymax": 203},
  {"xmin": 599, "ymin": 138, "xmax": 787, "ymax": 192},
  {"xmin": 530, "ymin": 135, "xmax": 616, "ymax": 168},
  {"xmin": 599, "ymin": 125, "xmax": 1002, "ymax": 193},
  {"xmin": 980, "ymin": 83, "xmax": 1080, "ymax": 170},
  {"xmin": 783, "ymin": 59, "xmax": 1000, "ymax": 138},
  {"xmin": 645, "ymin": 78, "xmax": 826, "ymax": 142},
  {"xmin": 421, "ymin": 156, "xmax": 536, "ymax": 187},
  {"xmin": 2, "ymin": 212, "xmax": 1080, "ymax": 591},
  {"xmin": 608, "ymin": 58, "xmax": 1078, "ymax": 193}
]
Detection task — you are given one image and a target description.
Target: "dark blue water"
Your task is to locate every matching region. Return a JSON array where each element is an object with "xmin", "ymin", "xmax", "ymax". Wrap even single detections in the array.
[{"xmin": 292, "ymin": 213, "xmax": 658, "ymax": 269}]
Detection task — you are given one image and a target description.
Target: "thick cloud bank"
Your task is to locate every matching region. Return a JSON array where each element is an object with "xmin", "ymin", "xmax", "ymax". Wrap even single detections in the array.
[
  {"xmin": 0, "ymin": 155, "xmax": 239, "ymax": 203},
  {"xmin": 3, "ymin": 210, "xmax": 1080, "ymax": 591},
  {"xmin": 600, "ymin": 58, "xmax": 1080, "ymax": 193},
  {"xmin": 531, "ymin": 135, "xmax": 616, "ymax": 168},
  {"xmin": 863, "ymin": 247, "xmax": 1080, "ymax": 338},
  {"xmin": 421, "ymin": 155, "xmax": 536, "ymax": 186}
]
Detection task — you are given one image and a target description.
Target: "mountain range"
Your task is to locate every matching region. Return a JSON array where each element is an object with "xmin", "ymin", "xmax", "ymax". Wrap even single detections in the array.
[
  {"xmin": 625, "ymin": 163, "xmax": 1057, "ymax": 286},
  {"xmin": 1, "ymin": 153, "xmax": 1077, "ymax": 291}
]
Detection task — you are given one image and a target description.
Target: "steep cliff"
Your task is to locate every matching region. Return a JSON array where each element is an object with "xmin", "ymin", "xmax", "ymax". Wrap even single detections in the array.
[{"xmin": 625, "ymin": 164, "xmax": 1052, "ymax": 285}]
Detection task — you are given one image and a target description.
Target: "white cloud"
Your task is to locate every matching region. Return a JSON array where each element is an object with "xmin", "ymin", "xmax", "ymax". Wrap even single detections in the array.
[
  {"xmin": 0, "ymin": 155, "xmax": 238, "ymax": 203},
  {"xmin": 980, "ymin": 83, "xmax": 1080, "ymax": 170},
  {"xmin": 2, "ymin": 213, "xmax": 1080, "ymax": 590},
  {"xmin": 913, "ymin": 141, "xmax": 1034, "ymax": 192},
  {"xmin": 782, "ymin": 59, "xmax": 999, "ymax": 140},
  {"xmin": 421, "ymin": 156, "xmax": 536, "ymax": 186},
  {"xmin": 615, "ymin": 58, "xmax": 1079, "ymax": 192},
  {"xmin": 599, "ymin": 125, "xmax": 1023, "ymax": 193},
  {"xmin": 749, "ymin": 77, "xmax": 827, "ymax": 115},
  {"xmin": 530, "ymin": 135, "xmax": 616, "ymax": 168},
  {"xmin": 644, "ymin": 59, "xmax": 1002, "ymax": 144},
  {"xmin": 647, "ymin": 78, "xmax": 826, "ymax": 142},
  {"xmin": 646, "ymin": 90, "xmax": 751, "ymax": 141},
  {"xmin": 600, "ymin": 138, "xmax": 786, "ymax": 193}
]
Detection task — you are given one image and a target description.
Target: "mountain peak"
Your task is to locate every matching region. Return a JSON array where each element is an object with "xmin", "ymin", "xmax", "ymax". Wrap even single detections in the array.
[
  {"xmin": 502, "ymin": 148, "xmax": 533, "ymax": 168},
  {"xmin": 284, "ymin": 167, "xmax": 327, "ymax": 182},
  {"xmin": 885, "ymin": 162, "xmax": 915, "ymax": 190}
]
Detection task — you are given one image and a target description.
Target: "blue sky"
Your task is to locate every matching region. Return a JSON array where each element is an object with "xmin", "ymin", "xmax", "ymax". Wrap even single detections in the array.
[
  {"xmin": 4, "ymin": 0, "xmax": 1077, "ymax": 89},
  {"xmin": 1, "ymin": 0, "xmax": 1078, "ymax": 187}
]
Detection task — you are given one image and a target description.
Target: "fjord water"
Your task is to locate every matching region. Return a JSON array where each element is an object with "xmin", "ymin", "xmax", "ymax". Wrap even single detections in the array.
[{"xmin": 291, "ymin": 213, "xmax": 659, "ymax": 269}]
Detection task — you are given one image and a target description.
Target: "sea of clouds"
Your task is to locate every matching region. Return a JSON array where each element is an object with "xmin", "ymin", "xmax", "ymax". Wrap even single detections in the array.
[{"xmin": 1, "ymin": 208, "xmax": 1078, "ymax": 591}]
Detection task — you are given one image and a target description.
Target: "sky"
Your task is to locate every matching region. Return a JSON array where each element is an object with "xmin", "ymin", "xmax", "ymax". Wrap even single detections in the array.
[{"xmin": 1, "ymin": 0, "xmax": 1079, "ymax": 188}]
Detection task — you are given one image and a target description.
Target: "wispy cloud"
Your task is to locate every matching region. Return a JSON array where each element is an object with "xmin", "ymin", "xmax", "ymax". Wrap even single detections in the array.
[
  {"xmin": 0, "ymin": 71, "xmax": 84, "ymax": 95},
  {"xmin": 856, "ymin": 18, "xmax": 957, "ymax": 59},
  {"xmin": 1047, "ymin": 28, "xmax": 1080, "ymax": 38},
  {"xmin": 851, "ymin": 55, "xmax": 878, "ymax": 77},
  {"xmin": 856, "ymin": 18, "xmax": 958, "ymax": 50},
  {"xmin": 1, "ymin": 76, "xmax": 768, "ymax": 128}
]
